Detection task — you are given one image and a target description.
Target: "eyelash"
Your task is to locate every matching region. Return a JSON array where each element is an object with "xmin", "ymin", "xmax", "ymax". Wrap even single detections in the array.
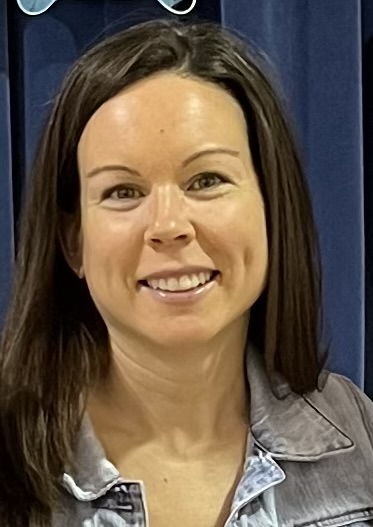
[
  {"xmin": 102, "ymin": 186, "xmax": 142, "ymax": 201},
  {"xmin": 102, "ymin": 173, "xmax": 229, "ymax": 201},
  {"xmin": 189, "ymin": 173, "xmax": 228, "ymax": 191}
]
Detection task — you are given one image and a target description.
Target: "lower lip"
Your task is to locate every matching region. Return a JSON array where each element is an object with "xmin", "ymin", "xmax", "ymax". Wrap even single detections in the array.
[{"xmin": 140, "ymin": 276, "xmax": 219, "ymax": 305}]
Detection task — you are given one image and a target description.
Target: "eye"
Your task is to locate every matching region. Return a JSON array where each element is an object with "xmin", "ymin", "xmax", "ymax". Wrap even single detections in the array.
[
  {"xmin": 102, "ymin": 184, "xmax": 143, "ymax": 201},
  {"xmin": 188, "ymin": 172, "xmax": 228, "ymax": 191}
]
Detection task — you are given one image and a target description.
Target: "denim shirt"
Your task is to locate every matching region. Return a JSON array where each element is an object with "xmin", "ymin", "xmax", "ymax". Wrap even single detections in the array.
[{"xmin": 53, "ymin": 348, "xmax": 373, "ymax": 526}]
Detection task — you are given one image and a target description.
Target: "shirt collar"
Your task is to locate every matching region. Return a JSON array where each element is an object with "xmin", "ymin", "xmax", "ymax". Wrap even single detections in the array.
[
  {"xmin": 62, "ymin": 415, "xmax": 121, "ymax": 501},
  {"xmin": 63, "ymin": 343, "xmax": 354, "ymax": 498},
  {"xmin": 246, "ymin": 346, "xmax": 354, "ymax": 461}
]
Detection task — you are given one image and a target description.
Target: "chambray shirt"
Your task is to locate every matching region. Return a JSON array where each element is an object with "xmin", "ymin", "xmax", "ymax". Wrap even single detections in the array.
[{"xmin": 53, "ymin": 347, "xmax": 373, "ymax": 526}]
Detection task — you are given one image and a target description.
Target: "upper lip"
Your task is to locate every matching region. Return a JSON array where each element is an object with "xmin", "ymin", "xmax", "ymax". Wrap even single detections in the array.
[{"xmin": 139, "ymin": 266, "xmax": 218, "ymax": 282}]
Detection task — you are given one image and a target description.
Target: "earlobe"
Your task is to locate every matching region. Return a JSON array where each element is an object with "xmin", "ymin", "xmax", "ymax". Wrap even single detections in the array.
[
  {"xmin": 77, "ymin": 265, "xmax": 85, "ymax": 279},
  {"xmin": 58, "ymin": 211, "xmax": 83, "ymax": 277}
]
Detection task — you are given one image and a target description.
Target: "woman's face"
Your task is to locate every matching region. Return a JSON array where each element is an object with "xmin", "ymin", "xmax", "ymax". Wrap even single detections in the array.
[{"xmin": 75, "ymin": 73, "xmax": 268, "ymax": 348}]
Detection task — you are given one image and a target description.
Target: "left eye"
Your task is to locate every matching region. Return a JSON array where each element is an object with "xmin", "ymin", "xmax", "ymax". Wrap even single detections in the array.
[{"xmin": 188, "ymin": 173, "xmax": 227, "ymax": 191}]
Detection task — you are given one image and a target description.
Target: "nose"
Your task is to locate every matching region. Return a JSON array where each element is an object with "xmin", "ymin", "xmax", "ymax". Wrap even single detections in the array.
[{"xmin": 144, "ymin": 185, "xmax": 195, "ymax": 250}]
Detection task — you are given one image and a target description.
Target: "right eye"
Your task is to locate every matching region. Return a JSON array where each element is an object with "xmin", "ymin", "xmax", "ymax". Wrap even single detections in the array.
[{"xmin": 102, "ymin": 184, "xmax": 143, "ymax": 201}]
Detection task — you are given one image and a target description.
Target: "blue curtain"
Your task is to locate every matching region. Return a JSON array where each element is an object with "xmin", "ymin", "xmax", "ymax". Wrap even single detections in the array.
[
  {"xmin": 1, "ymin": 0, "xmax": 372, "ymax": 396},
  {"xmin": 363, "ymin": 0, "xmax": 373, "ymax": 398}
]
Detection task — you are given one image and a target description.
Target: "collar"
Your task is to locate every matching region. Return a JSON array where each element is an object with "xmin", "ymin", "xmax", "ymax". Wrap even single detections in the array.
[
  {"xmin": 246, "ymin": 347, "xmax": 354, "ymax": 461},
  {"xmin": 62, "ymin": 343, "xmax": 354, "ymax": 499},
  {"xmin": 62, "ymin": 415, "xmax": 122, "ymax": 501}
]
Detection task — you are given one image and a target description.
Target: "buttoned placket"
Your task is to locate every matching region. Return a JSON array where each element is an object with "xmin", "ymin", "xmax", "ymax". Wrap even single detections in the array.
[{"xmin": 223, "ymin": 445, "xmax": 286, "ymax": 527}]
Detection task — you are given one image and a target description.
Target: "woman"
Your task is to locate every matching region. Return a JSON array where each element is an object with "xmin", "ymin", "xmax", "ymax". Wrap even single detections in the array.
[{"xmin": 0, "ymin": 18, "xmax": 372, "ymax": 527}]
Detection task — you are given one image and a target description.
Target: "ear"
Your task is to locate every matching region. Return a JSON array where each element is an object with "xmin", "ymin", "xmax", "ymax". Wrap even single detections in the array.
[{"xmin": 58, "ymin": 211, "xmax": 83, "ymax": 277}]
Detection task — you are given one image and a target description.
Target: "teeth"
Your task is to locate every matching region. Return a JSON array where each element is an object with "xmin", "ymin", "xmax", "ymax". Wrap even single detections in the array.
[{"xmin": 148, "ymin": 272, "xmax": 213, "ymax": 292}]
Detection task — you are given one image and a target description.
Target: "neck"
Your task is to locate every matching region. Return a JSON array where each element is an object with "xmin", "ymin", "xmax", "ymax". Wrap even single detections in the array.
[{"xmin": 88, "ymin": 318, "xmax": 250, "ymax": 459}]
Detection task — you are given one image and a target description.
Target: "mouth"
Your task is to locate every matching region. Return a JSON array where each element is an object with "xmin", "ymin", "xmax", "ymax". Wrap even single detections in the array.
[{"xmin": 138, "ymin": 270, "xmax": 221, "ymax": 293}]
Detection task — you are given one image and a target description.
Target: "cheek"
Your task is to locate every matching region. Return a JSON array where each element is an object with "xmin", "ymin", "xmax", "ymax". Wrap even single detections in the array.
[
  {"xmin": 208, "ymin": 196, "xmax": 268, "ymax": 264},
  {"xmin": 81, "ymin": 214, "xmax": 140, "ymax": 285},
  {"xmin": 242, "ymin": 208, "xmax": 268, "ymax": 287},
  {"xmin": 243, "ymin": 206, "xmax": 268, "ymax": 265},
  {"xmin": 229, "ymin": 204, "xmax": 268, "ymax": 308}
]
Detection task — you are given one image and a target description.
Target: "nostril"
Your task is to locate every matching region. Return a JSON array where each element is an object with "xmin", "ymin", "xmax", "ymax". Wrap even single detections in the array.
[{"xmin": 151, "ymin": 235, "xmax": 187, "ymax": 243}]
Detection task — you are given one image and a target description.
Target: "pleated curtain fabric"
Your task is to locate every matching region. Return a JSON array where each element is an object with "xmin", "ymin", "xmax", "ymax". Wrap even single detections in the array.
[
  {"xmin": 1, "ymin": 0, "xmax": 372, "ymax": 397},
  {"xmin": 362, "ymin": 1, "xmax": 373, "ymax": 399}
]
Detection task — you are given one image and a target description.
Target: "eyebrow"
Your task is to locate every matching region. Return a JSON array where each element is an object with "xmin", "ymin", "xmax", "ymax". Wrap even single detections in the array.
[
  {"xmin": 181, "ymin": 147, "xmax": 241, "ymax": 167},
  {"xmin": 85, "ymin": 147, "xmax": 241, "ymax": 179},
  {"xmin": 86, "ymin": 164, "xmax": 140, "ymax": 179}
]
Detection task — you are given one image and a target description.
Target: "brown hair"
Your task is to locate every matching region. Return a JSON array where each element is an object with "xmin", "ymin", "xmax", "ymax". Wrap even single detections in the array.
[{"xmin": 0, "ymin": 18, "xmax": 326, "ymax": 525}]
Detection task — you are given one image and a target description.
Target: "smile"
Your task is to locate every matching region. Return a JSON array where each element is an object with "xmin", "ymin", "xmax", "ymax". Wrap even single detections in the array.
[
  {"xmin": 141, "ymin": 271, "xmax": 219, "ymax": 292},
  {"xmin": 138, "ymin": 271, "xmax": 221, "ymax": 305}
]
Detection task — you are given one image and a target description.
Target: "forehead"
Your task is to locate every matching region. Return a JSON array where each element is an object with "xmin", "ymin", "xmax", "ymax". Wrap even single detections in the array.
[{"xmin": 77, "ymin": 73, "xmax": 249, "ymax": 168}]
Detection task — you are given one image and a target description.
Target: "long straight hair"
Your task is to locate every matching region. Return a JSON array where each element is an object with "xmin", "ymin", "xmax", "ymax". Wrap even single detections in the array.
[{"xmin": 0, "ymin": 19, "xmax": 325, "ymax": 525}]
